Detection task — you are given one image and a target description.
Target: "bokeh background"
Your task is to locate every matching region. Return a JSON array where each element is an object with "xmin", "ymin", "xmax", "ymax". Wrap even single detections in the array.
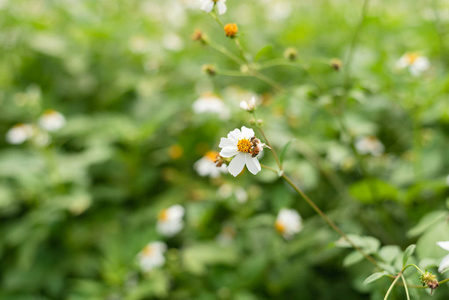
[{"xmin": 1, "ymin": 0, "xmax": 449, "ymax": 299}]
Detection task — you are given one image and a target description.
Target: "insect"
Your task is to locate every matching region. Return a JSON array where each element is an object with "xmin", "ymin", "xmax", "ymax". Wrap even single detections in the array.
[{"xmin": 250, "ymin": 136, "xmax": 269, "ymax": 158}]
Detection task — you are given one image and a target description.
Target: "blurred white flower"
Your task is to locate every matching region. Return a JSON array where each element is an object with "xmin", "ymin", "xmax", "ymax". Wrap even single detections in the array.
[
  {"xmin": 38, "ymin": 110, "xmax": 66, "ymax": 132},
  {"xmin": 217, "ymin": 184, "xmax": 248, "ymax": 203},
  {"xmin": 200, "ymin": 0, "xmax": 226, "ymax": 15},
  {"xmin": 240, "ymin": 96, "xmax": 257, "ymax": 112},
  {"xmin": 33, "ymin": 130, "xmax": 51, "ymax": 147},
  {"xmin": 437, "ymin": 241, "xmax": 449, "ymax": 273},
  {"xmin": 137, "ymin": 241, "xmax": 167, "ymax": 272},
  {"xmin": 157, "ymin": 205, "xmax": 185, "ymax": 237},
  {"xmin": 162, "ymin": 33, "xmax": 184, "ymax": 52},
  {"xmin": 192, "ymin": 94, "xmax": 230, "ymax": 119},
  {"xmin": 6, "ymin": 123, "xmax": 34, "ymax": 144},
  {"xmin": 129, "ymin": 35, "xmax": 150, "ymax": 54},
  {"xmin": 234, "ymin": 187, "xmax": 248, "ymax": 203},
  {"xmin": 396, "ymin": 52, "xmax": 429, "ymax": 76},
  {"xmin": 194, "ymin": 151, "xmax": 227, "ymax": 178},
  {"xmin": 355, "ymin": 136, "xmax": 384, "ymax": 157},
  {"xmin": 275, "ymin": 208, "xmax": 302, "ymax": 239},
  {"xmin": 219, "ymin": 126, "xmax": 262, "ymax": 177}
]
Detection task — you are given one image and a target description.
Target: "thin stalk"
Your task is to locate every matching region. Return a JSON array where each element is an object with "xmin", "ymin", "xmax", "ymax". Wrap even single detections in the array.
[
  {"xmin": 403, "ymin": 263, "xmax": 424, "ymax": 275},
  {"xmin": 281, "ymin": 172, "xmax": 378, "ymax": 267},
  {"xmin": 218, "ymin": 70, "xmax": 252, "ymax": 77},
  {"xmin": 257, "ymin": 126, "xmax": 282, "ymax": 170},
  {"xmin": 206, "ymin": 40, "xmax": 244, "ymax": 65},
  {"xmin": 384, "ymin": 275, "xmax": 401, "ymax": 300},
  {"xmin": 209, "ymin": 11, "xmax": 224, "ymax": 28},
  {"xmin": 260, "ymin": 163, "xmax": 278, "ymax": 174},
  {"xmin": 400, "ymin": 275, "xmax": 410, "ymax": 300}
]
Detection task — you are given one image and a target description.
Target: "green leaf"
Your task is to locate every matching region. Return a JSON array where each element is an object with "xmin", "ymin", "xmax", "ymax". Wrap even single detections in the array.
[
  {"xmin": 349, "ymin": 178, "xmax": 399, "ymax": 204},
  {"xmin": 363, "ymin": 272, "xmax": 388, "ymax": 285},
  {"xmin": 407, "ymin": 211, "xmax": 447, "ymax": 238},
  {"xmin": 343, "ymin": 251, "xmax": 364, "ymax": 267},
  {"xmin": 254, "ymin": 45, "xmax": 273, "ymax": 61},
  {"xmin": 279, "ymin": 139, "xmax": 295, "ymax": 167},
  {"xmin": 402, "ymin": 244, "xmax": 416, "ymax": 267},
  {"xmin": 378, "ymin": 245, "xmax": 401, "ymax": 264}
]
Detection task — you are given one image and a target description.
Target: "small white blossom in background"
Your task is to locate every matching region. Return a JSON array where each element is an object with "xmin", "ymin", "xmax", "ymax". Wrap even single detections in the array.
[
  {"xmin": 200, "ymin": 0, "xmax": 227, "ymax": 15},
  {"xmin": 38, "ymin": 110, "xmax": 66, "ymax": 132},
  {"xmin": 436, "ymin": 241, "xmax": 449, "ymax": 273},
  {"xmin": 396, "ymin": 52, "xmax": 430, "ymax": 76},
  {"xmin": 5, "ymin": 123, "xmax": 34, "ymax": 144},
  {"xmin": 33, "ymin": 130, "xmax": 51, "ymax": 147},
  {"xmin": 234, "ymin": 187, "xmax": 248, "ymax": 203},
  {"xmin": 194, "ymin": 151, "xmax": 227, "ymax": 178},
  {"xmin": 192, "ymin": 93, "xmax": 230, "ymax": 120},
  {"xmin": 217, "ymin": 184, "xmax": 248, "ymax": 203},
  {"xmin": 239, "ymin": 96, "xmax": 257, "ymax": 112},
  {"xmin": 137, "ymin": 241, "xmax": 167, "ymax": 272},
  {"xmin": 219, "ymin": 126, "xmax": 267, "ymax": 177},
  {"xmin": 162, "ymin": 33, "xmax": 184, "ymax": 52},
  {"xmin": 128, "ymin": 35, "xmax": 150, "ymax": 54},
  {"xmin": 355, "ymin": 136, "xmax": 384, "ymax": 157},
  {"xmin": 275, "ymin": 208, "xmax": 302, "ymax": 239},
  {"xmin": 157, "ymin": 205, "xmax": 185, "ymax": 237}
]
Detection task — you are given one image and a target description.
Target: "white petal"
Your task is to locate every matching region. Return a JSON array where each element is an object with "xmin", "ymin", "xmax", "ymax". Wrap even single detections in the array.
[
  {"xmin": 219, "ymin": 137, "xmax": 235, "ymax": 148},
  {"xmin": 240, "ymin": 126, "xmax": 255, "ymax": 139},
  {"xmin": 168, "ymin": 205, "xmax": 184, "ymax": 220},
  {"xmin": 216, "ymin": 2, "xmax": 227, "ymax": 14},
  {"xmin": 201, "ymin": 1, "xmax": 214, "ymax": 13},
  {"xmin": 437, "ymin": 241, "xmax": 449, "ymax": 251},
  {"xmin": 227, "ymin": 128, "xmax": 242, "ymax": 142},
  {"xmin": 244, "ymin": 154, "xmax": 261, "ymax": 175},
  {"xmin": 228, "ymin": 153, "xmax": 246, "ymax": 177},
  {"xmin": 220, "ymin": 147, "xmax": 238, "ymax": 157},
  {"xmin": 439, "ymin": 254, "xmax": 449, "ymax": 273}
]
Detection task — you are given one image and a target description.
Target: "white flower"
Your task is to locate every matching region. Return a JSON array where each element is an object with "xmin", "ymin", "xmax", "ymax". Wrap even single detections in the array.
[
  {"xmin": 219, "ymin": 126, "xmax": 262, "ymax": 177},
  {"xmin": 137, "ymin": 241, "xmax": 167, "ymax": 272},
  {"xmin": 38, "ymin": 110, "xmax": 66, "ymax": 132},
  {"xmin": 239, "ymin": 96, "xmax": 257, "ymax": 112},
  {"xmin": 194, "ymin": 151, "xmax": 227, "ymax": 178},
  {"xmin": 355, "ymin": 136, "xmax": 384, "ymax": 157},
  {"xmin": 396, "ymin": 52, "xmax": 430, "ymax": 76},
  {"xmin": 200, "ymin": 0, "xmax": 227, "ymax": 15},
  {"xmin": 157, "ymin": 205, "xmax": 185, "ymax": 237},
  {"xmin": 5, "ymin": 123, "xmax": 34, "ymax": 144},
  {"xmin": 437, "ymin": 241, "xmax": 449, "ymax": 273},
  {"xmin": 192, "ymin": 94, "xmax": 230, "ymax": 120},
  {"xmin": 275, "ymin": 208, "xmax": 302, "ymax": 239},
  {"xmin": 217, "ymin": 184, "xmax": 248, "ymax": 203}
]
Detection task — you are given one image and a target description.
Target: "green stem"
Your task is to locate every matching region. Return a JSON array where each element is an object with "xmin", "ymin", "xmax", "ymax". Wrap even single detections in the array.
[
  {"xmin": 209, "ymin": 11, "xmax": 224, "ymax": 28},
  {"xmin": 218, "ymin": 70, "xmax": 252, "ymax": 77},
  {"xmin": 384, "ymin": 274, "xmax": 401, "ymax": 300},
  {"xmin": 403, "ymin": 263, "xmax": 424, "ymax": 275},
  {"xmin": 401, "ymin": 275, "xmax": 410, "ymax": 300},
  {"xmin": 257, "ymin": 126, "xmax": 282, "ymax": 170},
  {"xmin": 260, "ymin": 163, "xmax": 278, "ymax": 174},
  {"xmin": 206, "ymin": 40, "xmax": 244, "ymax": 65}
]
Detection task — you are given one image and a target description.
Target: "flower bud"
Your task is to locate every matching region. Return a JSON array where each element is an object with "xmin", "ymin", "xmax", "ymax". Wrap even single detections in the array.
[
  {"xmin": 202, "ymin": 64, "xmax": 216, "ymax": 76},
  {"xmin": 224, "ymin": 23, "xmax": 238, "ymax": 38},
  {"xmin": 192, "ymin": 29, "xmax": 205, "ymax": 43},
  {"xmin": 284, "ymin": 47, "xmax": 298, "ymax": 61},
  {"xmin": 419, "ymin": 271, "xmax": 439, "ymax": 294},
  {"xmin": 330, "ymin": 58, "xmax": 342, "ymax": 71}
]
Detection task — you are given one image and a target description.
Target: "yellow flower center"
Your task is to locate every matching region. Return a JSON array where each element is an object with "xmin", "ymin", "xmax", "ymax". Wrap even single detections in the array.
[
  {"xmin": 275, "ymin": 221, "xmax": 286, "ymax": 234},
  {"xmin": 406, "ymin": 53, "xmax": 419, "ymax": 64},
  {"xmin": 224, "ymin": 23, "xmax": 238, "ymax": 38},
  {"xmin": 158, "ymin": 209, "xmax": 169, "ymax": 221},
  {"xmin": 237, "ymin": 139, "xmax": 252, "ymax": 153},
  {"xmin": 142, "ymin": 245, "xmax": 154, "ymax": 256},
  {"xmin": 205, "ymin": 150, "xmax": 219, "ymax": 161}
]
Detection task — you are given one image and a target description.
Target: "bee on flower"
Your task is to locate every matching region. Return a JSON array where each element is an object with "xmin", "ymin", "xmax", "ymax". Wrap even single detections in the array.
[
  {"xmin": 396, "ymin": 52, "xmax": 430, "ymax": 76},
  {"xmin": 355, "ymin": 135, "xmax": 384, "ymax": 157},
  {"xmin": 200, "ymin": 0, "xmax": 227, "ymax": 15},
  {"xmin": 157, "ymin": 205, "xmax": 185, "ymax": 237},
  {"xmin": 38, "ymin": 110, "xmax": 66, "ymax": 132},
  {"xmin": 194, "ymin": 151, "xmax": 227, "ymax": 178},
  {"xmin": 275, "ymin": 208, "xmax": 303, "ymax": 239},
  {"xmin": 192, "ymin": 93, "xmax": 230, "ymax": 120},
  {"xmin": 5, "ymin": 123, "xmax": 35, "ymax": 145},
  {"xmin": 219, "ymin": 126, "xmax": 269, "ymax": 177},
  {"xmin": 239, "ymin": 96, "xmax": 257, "ymax": 112},
  {"xmin": 137, "ymin": 241, "xmax": 167, "ymax": 272}
]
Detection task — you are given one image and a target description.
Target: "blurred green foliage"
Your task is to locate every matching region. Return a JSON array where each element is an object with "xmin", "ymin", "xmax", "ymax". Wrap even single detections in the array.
[{"xmin": 1, "ymin": 0, "xmax": 449, "ymax": 299}]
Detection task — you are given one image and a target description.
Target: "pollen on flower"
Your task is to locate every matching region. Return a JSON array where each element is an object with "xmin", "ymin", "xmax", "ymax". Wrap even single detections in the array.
[
  {"xmin": 224, "ymin": 23, "xmax": 238, "ymax": 38},
  {"xmin": 158, "ymin": 209, "xmax": 169, "ymax": 221},
  {"xmin": 142, "ymin": 245, "xmax": 154, "ymax": 256},
  {"xmin": 205, "ymin": 150, "xmax": 219, "ymax": 161},
  {"xmin": 406, "ymin": 53, "xmax": 419, "ymax": 64},
  {"xmin": 237, "ymin": 139, "xmax": 252, "ymax": 153},
  {"xmin": 275, "ymin": 221, "xmax": 286, "ymax": 234}
]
